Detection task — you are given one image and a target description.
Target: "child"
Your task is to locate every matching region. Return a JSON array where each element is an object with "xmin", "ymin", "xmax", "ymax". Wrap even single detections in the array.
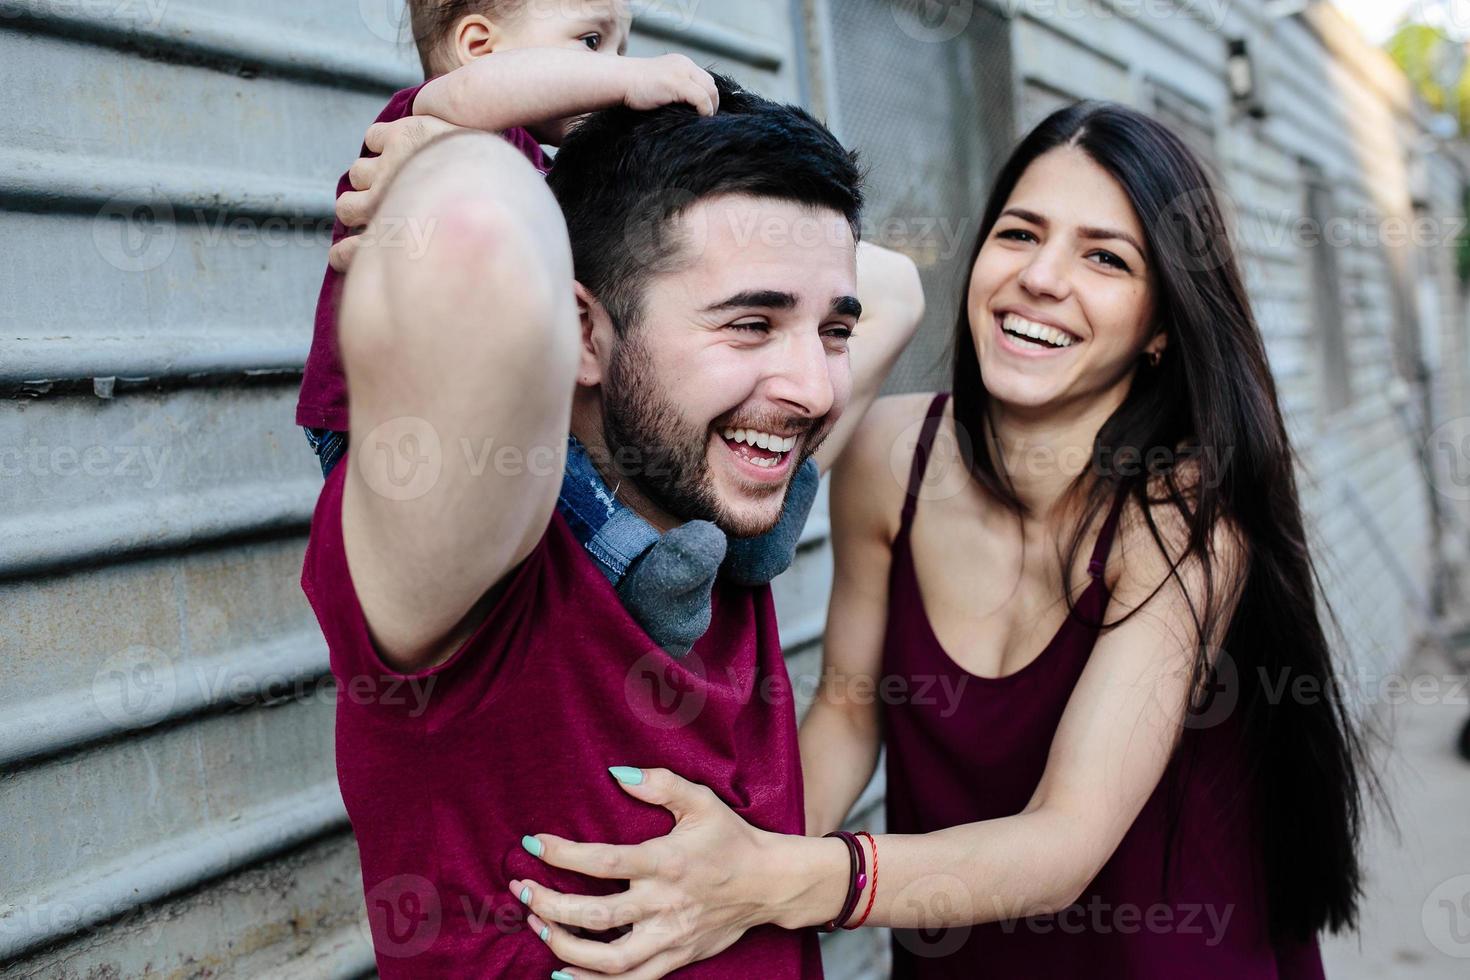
[
  {"xmin": 298, "ymin": 0, "xmax": 812, "ymax": 655},
  {"xmin": 298, "ymin": 0, "xmax": 716, "ymax": 469}
]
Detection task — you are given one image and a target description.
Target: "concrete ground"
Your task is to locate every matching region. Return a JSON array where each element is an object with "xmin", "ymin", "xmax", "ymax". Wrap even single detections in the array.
[{"xmin": 1322, "ymin": 645, "xmax": 1470, "ymax": 978}]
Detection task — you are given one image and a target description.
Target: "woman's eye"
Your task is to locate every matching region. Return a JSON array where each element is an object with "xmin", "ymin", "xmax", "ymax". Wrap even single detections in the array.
[
  {"xmin": 1089, "ymin": 251, "xmax": 1129, "ymax": 271},
  {"xmin": 997, "ymin": 228, "xmax": 1037, "ymax": 244},
  {"xmin": 581, "ymin": 33, "xmax": 601, "ymax": 51}
]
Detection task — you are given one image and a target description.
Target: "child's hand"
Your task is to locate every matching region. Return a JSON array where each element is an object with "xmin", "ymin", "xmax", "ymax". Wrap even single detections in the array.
[
  {"xmin": 622, "ymin": 54, "xmax": 720, "ymax": 116},
  {"xmin": 331, "ymin": 115, "xmax": 463, "ymax": 272}
]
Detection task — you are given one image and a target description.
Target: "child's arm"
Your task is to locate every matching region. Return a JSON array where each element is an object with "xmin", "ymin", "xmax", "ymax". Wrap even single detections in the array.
[{"xmin": 412, "ymin": 48, "xmax": 719, "ymax": 133}]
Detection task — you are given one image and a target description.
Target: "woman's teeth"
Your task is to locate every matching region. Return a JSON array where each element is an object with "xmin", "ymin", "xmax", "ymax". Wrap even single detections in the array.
[{"xmin": 1002, "ymin": 313, "xmax": 1076, "ymax": 349}]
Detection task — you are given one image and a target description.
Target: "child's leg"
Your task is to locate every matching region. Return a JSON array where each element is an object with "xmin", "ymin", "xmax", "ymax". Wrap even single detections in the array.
[{"xmin": 303, "ymin": 428, "xmax": 350, "ymax": 479}]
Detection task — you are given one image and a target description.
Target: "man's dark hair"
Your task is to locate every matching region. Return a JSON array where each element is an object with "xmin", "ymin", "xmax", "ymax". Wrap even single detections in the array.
[{"xmin": 547, "ymin": 72, "xmax": 864, "ymax": 332}]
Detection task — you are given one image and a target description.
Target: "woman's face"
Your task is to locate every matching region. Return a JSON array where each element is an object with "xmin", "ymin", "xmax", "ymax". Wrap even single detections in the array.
[{"xmin": 968, "ymin": 146, "xmax": 1162, "ymax": 415}]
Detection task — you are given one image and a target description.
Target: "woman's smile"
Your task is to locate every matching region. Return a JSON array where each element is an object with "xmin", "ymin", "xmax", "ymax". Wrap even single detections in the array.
[{"xmin": 993, "ymin": 310, "xmax": 1083, "ymax": 356}]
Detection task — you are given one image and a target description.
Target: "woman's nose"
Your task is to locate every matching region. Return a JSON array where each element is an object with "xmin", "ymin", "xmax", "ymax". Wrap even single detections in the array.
[{"xmin": 1017, "ymin": 248, "xmax": 1070, "ymax": 301}]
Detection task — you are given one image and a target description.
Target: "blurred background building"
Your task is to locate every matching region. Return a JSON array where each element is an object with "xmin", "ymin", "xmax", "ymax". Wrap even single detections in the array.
[{"xmin": 3, "ymin": 0, "xmax": 1469, "ymax": 976}]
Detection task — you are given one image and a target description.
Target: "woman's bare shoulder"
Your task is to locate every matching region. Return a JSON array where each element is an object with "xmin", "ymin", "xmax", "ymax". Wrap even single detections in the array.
[
  {"xmin": 831, "ymin": 392, "xmax": 951, "ymax": 542},
  {"xmin": 838, "ymin": 392, "xmax": 947, "ymax": 478}
]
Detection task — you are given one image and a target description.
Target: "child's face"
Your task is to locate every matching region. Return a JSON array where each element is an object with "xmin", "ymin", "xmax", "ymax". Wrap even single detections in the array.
[{"xmin": 497, "ymin": 0, "xmax": 633, "ymax": 144}]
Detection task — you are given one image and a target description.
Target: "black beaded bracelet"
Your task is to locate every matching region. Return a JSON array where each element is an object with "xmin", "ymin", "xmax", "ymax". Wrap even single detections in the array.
[{"xmin": 820, "ymin": 830, "xmax": 868, "ymax": 933}]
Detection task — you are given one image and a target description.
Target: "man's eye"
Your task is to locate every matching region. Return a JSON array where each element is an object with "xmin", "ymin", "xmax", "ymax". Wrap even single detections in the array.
[
  {"xmin": 581, "ymin": 33, "xmax": 601, "ymax": 50},
  {"xmin": 824, "ymin": 326, "xmax": 855, "ymax": 342},
  {"xmin": 729, "ymin": 321, "xmax": 770, "ymax": 333}
]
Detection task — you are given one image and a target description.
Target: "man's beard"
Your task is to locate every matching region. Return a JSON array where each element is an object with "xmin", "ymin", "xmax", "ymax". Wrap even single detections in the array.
[{"xmin": 601, "ymin": 331, "xmax": 831, "ymax": 538}]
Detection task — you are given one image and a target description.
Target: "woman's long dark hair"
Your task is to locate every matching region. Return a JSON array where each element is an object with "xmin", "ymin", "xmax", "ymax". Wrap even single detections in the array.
[{"xmin": 952, "ymin": 102, "xmax": 1368, "ymax": 941}]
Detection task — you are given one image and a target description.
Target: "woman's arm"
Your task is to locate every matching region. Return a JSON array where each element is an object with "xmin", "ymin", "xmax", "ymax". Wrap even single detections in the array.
[
  {"xmin": 510, "ymin": 505, "xmax": 1246, "ymax": 979},
  {"xmin": 800, "ymin": 394, "xmax": 926, "ymax": 835},
  {"xmin": 787, "ymin": 508, "xmax": 1248, "ymax": 931}
]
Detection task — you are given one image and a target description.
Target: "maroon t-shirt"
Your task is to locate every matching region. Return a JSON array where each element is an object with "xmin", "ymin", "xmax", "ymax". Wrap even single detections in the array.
[
  {"xmin": 296, "ymin": 84, "xmax": 552, "ymax": 430},
  {"xmin": 301, "ymin": 461, "xmax": 823, "ymax": 978}
]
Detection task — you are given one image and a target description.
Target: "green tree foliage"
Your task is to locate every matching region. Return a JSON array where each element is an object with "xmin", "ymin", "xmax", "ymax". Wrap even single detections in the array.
[
  {"xmin": 1386, "ymin": 22, "xmax": 1470, "ymax": 132},
  {"xmin": 1387, "ymin": 21, "xmax": 1470, "ymax": 285}
]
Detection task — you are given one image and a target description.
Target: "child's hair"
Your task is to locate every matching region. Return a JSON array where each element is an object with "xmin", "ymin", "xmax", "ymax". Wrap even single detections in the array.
[{"xmin": 406, "ymin": 0, "xmax": 525, "ymax": 75}]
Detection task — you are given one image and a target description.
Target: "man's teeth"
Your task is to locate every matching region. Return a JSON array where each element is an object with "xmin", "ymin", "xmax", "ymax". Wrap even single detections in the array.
[
  {"xmin": 721, "ymin": 428, "xmax": 797, "ymax": 453},
  {"xmin": 1002, "ymin": 314, "xmax": 1075, "ymax": 349}
]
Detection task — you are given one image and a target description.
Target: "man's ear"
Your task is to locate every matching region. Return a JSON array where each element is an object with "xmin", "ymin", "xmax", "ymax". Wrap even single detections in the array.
[
  {"xmin": 448, "ymin": 15, "xmax": 502, "ymax": 66},
  {"xmin": 574, "ymin": 281, "xmax": 612, "ymax": 389}
]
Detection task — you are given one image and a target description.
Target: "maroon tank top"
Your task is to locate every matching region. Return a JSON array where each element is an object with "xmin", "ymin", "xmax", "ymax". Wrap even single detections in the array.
[{"xmin": 881, "ymin": 394, "xmax": 1324, "ymax": 979}]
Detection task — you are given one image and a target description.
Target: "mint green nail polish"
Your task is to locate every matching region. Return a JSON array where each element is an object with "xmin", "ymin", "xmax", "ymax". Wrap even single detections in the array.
[
  {"xmin": 519, "ymin": 886, "xmax": 531, "ymax": 903},
  {"xmin": 608, "ymin": 766, "xmax": 644, "ymax": 785},
  {"xmin": 522, "ymin": 835, "xmax": 544, "ymax": 858},
  {"xmin": 539, "ymin": 925, "xmax": 550, "ymax": 942},
  {"xmin": 551, "ymin": 972, "xmax": 574, "ymax": 980}
]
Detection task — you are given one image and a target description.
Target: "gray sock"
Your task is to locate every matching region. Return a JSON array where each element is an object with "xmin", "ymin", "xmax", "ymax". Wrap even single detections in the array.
[{"xmin": 616, "ymin": 519, "xmax": 727, "ymax": 658}]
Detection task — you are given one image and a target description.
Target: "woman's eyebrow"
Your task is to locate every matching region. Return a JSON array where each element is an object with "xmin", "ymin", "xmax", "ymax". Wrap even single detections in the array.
[
  {"xmin": 1001, "ymin": 207, "xmax": 1145, "ymax": 257},
  {"xmin": 1001, "ymin": 206, "xmax": 1046, "ymax": 226},
  {"xmin": 1078, "ymin": 225, "xmax": 1146, "ymax": 257}
]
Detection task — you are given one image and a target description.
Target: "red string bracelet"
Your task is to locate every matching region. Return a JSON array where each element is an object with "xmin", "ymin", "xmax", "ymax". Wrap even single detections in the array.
[{"xmin": 846, "ymin": 831, "xmax": 878, "ymax": 930}]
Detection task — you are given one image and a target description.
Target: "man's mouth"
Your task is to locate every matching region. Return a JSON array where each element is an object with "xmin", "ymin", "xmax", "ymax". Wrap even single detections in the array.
[
  {"xmin": 718, "ymin": 427, "xmax": 798, "ymax": 471},
  {"xmin": 997, "ymin": 312, "xmax": 1079, "ymax": 351}
]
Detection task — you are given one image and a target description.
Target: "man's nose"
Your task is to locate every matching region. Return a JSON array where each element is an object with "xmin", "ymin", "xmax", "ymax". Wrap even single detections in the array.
[{"xmin": 765, "ymin": 329, "xmax": 837, "ymax": 421}]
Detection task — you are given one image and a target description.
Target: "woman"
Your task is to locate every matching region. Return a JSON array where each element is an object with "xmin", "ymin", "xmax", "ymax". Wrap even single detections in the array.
[{"xmin": 510, "ymin": 102, "xmax": 1369, "ymax": 979}]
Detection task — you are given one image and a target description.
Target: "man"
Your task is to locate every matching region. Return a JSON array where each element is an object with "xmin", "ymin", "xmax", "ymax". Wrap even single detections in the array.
[{"xmin": 302, "ymin": 75, "xmax": 922, "ymax": 976}]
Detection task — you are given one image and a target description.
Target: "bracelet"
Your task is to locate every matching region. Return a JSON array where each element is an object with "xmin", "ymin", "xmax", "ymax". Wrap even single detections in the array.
[
  {"xmin": 846, "ymin": 831, "xmax": 879, "ymax": 930},
  {"xmin": 819, "ymin": 831, "xmax": 867, "ymax": 932}
]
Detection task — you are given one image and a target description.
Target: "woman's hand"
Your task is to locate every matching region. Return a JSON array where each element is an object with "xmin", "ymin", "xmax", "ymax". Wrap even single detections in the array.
[
  {"xmin": 330, "ymin": 114, "xmax": 464, "ymax": 272},
  {"xmin": 510, "ymin": 767, "xmax": 826, "ymax": 979}
]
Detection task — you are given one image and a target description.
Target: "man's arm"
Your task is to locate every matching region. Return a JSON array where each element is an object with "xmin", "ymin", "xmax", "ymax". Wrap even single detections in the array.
[
  {"xmin": 813, "ymin": 243, "xmax": 925, "ymax": 475},
  {"xmin": 339, "ymin": 131, "xmax": 580, "ymax": 672},
  {"xmin": 412, "ymin": 49, "xmax": 718, "ymax": 133}
]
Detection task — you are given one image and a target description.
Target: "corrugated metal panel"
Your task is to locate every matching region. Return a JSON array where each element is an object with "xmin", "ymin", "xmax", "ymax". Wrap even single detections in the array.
[{"xmin": 1, "ymin": 0, "xmax": 827, "ymax": 976}]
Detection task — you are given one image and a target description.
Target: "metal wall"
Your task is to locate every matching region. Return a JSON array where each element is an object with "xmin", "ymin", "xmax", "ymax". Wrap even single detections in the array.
[{"xmin": 0, "ymin": 0, "xmax": 827, "ymax": 975}]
